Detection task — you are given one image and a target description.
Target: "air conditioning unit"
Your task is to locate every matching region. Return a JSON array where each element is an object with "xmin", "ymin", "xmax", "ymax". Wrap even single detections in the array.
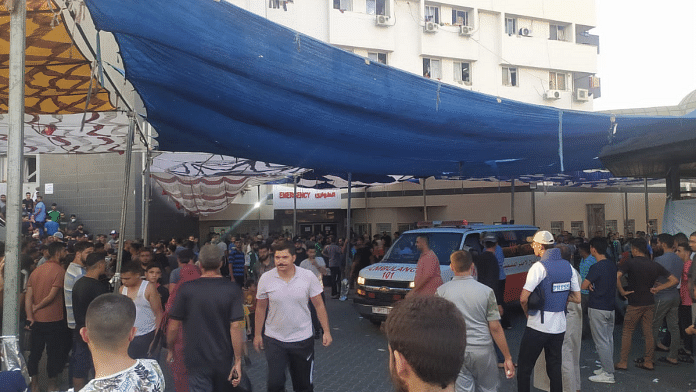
[
  {"xmin": 545, "ymin": 90, "xmax": 562, "ymax": 100},
  {"xmin": 519, "ymin": 27, "xmax": 532, "ymax": 37},
  {"xmin": 459, "ymin": 25, "xmax": 473, "ymax": 36},
  {"xmin": 575, "ymin": 88, "xmax": 590, "ymax": 101},
  {"xmin": 376, "ymin": 15, "xmax": 390, "ymax": 26},
  {"xmin": 424, "ymin": 21, "xmax": 439, "ymax": 33}
]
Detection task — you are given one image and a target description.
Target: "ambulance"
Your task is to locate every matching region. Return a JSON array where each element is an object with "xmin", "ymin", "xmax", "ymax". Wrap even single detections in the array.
[{"xmin": 352, "ymin": 222, "xmax": 539, "ymax": 324}]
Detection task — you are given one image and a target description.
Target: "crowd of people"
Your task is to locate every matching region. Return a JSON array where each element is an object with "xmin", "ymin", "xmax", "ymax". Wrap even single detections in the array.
[{"xmin": 3, "ymin": 216, "xmax": 696, "ymax": 392}]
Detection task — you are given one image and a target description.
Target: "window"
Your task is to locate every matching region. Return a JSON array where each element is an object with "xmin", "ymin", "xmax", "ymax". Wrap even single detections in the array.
[
  {"xmin": 453, "ymin": 61, "xmax": 471, "ymax": 84},
  {"xmin": 502, "ymin": 66, "xmax": 518, "ymax": 86},
  {"xmin": 570, "ymin": 221, "xmax": 584, "ymax": 237},
  {"xmin": 605, "ymin": 220, "xmax": 618, "ymax": 235},
  {"xmin": 376, "ymin": 223, "xmax": 392, "ymax": 235},
  {"xmin": 24, "ymin": 156, "xmax": 37, "ymax": 183},
  {"xmin": 333, "ymin": 0, "xmax": 352, "ymax": 11},
  {"xmin": 550, "ymin": 221, "xmax": 564, "ymax": 236},
  {"xmin": 366, "ymin": 0, "xmax": 387, "ymax": 15},
  {"xmin": 549, "ymin": 72, "xmax": 567, "ymax": 90},
  {"xmin": 384, "ymin": 232, "xmax": 464, "ymax": 265},
  {"xmin": 452, "ymin": 9, "xmax": 468, "ymax": 26},
  {"xmin": 624, "ymin": 219, "xmax": 635, "ymax": 235},
  {"xmin": 505, "ymin": 17, "xmax": 517, "ymax": 35},
  {"xmin": 648, "ymin": 219, "xmax": 658, "ymax": 234},
  {"xmin": 367, "ymin": 52, "xmax": 387, "ymax": 64},
  {"xmin": 269, "ymin": 0, "xmax": 282, "ymax": 9},
  {"xmin": 425, "ymin": 5, "xmax": 439, "ymax": 23},
  {"xmin": 423, "ymin": 58, "xmax": 441, "ymax": 79},
  {"xmin": 549, "ymin": 24, "xmax": 566, "ymax": 41}
]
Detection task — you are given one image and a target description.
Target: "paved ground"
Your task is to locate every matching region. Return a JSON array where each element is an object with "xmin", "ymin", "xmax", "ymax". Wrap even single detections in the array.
[{"xmin": 31, "ymin": 289, "xmax": 696, "ymax": 391}]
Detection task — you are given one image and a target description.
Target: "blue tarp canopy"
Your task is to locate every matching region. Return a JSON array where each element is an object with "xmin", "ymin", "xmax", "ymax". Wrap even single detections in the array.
[{"xmin": 85, "ymin": 0, "xmax": 696, "ymax": 178}]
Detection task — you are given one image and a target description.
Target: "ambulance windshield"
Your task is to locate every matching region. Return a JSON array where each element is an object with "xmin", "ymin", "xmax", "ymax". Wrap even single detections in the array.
[{"xmin": 383, "ymin": 233, "xmax": 463, "ymax": 265}]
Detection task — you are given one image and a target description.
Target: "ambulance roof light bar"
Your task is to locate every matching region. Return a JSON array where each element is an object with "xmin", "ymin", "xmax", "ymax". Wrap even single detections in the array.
[{"xmin": 416, "ymin": 220, "xmax": 469, "ymax": 228}]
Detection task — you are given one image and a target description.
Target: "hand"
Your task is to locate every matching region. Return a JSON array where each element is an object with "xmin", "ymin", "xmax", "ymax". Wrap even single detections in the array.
[
  {"xmin": 686, "ymin": 325, "xmax": 696, "ymax": 336},
  {"xmin": 620, "ymin": 290, "xmax": 634, "ymax": 297},
  {"xmin": 322, "ymin": 331, "xmax": 333, "ymax": 347},
  {"xmin": 588, "ymin": 283, "xmax": 595, "ymax": 292},
  {"xmin": 498, "ymin": 305, "xmax": 504, "ymax": 317},
  {"xmin": 253, "ymin": 335, "xmax": 264, "ymax": 353},
  {"xmin": 503, "ymin": 358, "xmax": 516, "ymax": 379},
  {"xmin": 649, "ymin": 287, "xmax": 660, "ymax": 294},
  {"xmin": 166, "ymin": 350, "xmax": 174, "ymax": 364},
  {"xmin": 228, "ymin": 362, "xmax": 242, "ymax": 387},
  {"xmin": 25, "ymin": 318, "xmax": 34, "ymax": 331}
]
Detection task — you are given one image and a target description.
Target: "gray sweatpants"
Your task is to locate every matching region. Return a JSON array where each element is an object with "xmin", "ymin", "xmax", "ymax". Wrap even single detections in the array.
[
  {"xmin": 455, "ymin": 344, "xmax": 499, "ymax": 392},
  {"xmin": 588, "ymin": 308, "xmax": 615, "ymax": 375}
]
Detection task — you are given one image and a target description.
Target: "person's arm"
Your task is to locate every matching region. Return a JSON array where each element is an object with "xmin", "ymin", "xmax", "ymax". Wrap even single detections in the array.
[
  {"xmin": 617, "ymin": 271, "xmax": 634, "ymax": 297},
  {"xmin": 165, "ymin": 319, "xmax": 182, "ymax": 363},
  {"xmin": 25, "ymin": 286, "xmax": 34, "ymax": 327},
  {"xmin": 520, "ymin": 289, "xmax": 531, "ymax": 316},
  {"xmin": 33, "ymin": 286, "xmax": 61, "ymax": 313},
  {"xmin": 489, "ymin": 320, "xmax": 515, "ymax": 378},
  {"xmin": 651, "ymin": 274, "xmax": 679, "ymax": 294},
  {"xmin": 581, "ymin": 279, "xmax": 592, "ymax": 291},
  {"xmin": 253, "ymin": 298, "xmax": 268, "ymax": 352},
  {"xmin": 310, "ymin": 294, "xmax": 333, "ymax": 347},
  {"xmin": 228, "ymin": 320, "xmax": 245, "ymax": 387},
  {"xmin": 313, "ymin": 259, "xmax": 328, "ymax": 276},
  {"xmin": 145, "ymin": 283, "xmax": 163, "ymax": 329},
  {"xmin": 568, "ymin": 289, "xmax": 581, "ymax": 304}
]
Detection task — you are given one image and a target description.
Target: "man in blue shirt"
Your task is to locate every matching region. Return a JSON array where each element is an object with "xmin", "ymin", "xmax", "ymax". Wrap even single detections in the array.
[
  {"xmin": 578, "ymin": 243, "xmax": 596, "ymax": 339},
  {"xmin": 582, "ymin": 237, "xmax": 617, "ymax": 384},
  {"xmin": 45, "ymin": 216, "xmax": 60, "ymax": 236},
  {"xmin": 228, "ymin": 239, "xmax": 246, "ymax": 287},
  {"xmin": 32, "ymin": 196, "xmax": 46, "ymax": 239}
]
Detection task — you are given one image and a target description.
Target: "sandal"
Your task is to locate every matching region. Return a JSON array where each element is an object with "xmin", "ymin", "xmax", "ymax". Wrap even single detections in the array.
[
  {"xmin": 657, "ymin": 356, "xmax": 678, "ymax": 366},
  {"xmin": 615, "ymin": 363, "xmax": 628, "ymax": 370},
  {"xmin": 678, "ymin": 354, "xmax": 694, "ymax": 364},
  {"xmin": 635, "ymin": 362, "xmax": 654, "ymax": 371},
  {"xmin": 634, "ymin": 357, "xmax": 645, "ymax": 364},
  {"xmin": 655, "ymin": 345, "xmax": 669, "ymax": 352}
]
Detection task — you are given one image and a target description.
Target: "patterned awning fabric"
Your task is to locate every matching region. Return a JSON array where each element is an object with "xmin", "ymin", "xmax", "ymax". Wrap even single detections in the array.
[{"xmin": 0, "ymin": 0, "xmax": 114, "ymax": 114}]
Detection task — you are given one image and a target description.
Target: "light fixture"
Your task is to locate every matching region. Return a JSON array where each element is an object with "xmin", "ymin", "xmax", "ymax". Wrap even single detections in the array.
[{"xmin": 254, "ymin": 201, "xmax": 261, "ymax": 209}]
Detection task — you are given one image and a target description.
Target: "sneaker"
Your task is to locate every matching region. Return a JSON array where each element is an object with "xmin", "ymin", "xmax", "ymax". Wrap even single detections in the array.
[
  {"xmin": 589, "ymin": 372, "xmax": 615, "ymax": 384},
  {"xmin": 593, "ymin": 368, "xmax": 604, "ymax": 375}
]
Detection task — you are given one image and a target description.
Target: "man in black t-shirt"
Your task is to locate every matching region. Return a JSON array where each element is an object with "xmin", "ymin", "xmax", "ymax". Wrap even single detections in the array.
[
  {"xmin": 474, "ymin": 236, "xmax": 502, "ymax": 303},
  {"xmin": 72, "ymin": 252, "xmax": 110, "ymax": 390},
  {"xmin": 615, "ymin": 238, "xmax": 678, "ymax": 371},
  {"xmin": 350, "ymin": 238, "xmax": 372, "ymax": 287},
  {"xmin": 168, "ymin": 244, "xmax": 245, "ymax": 392},
  {"xmin": 22, "ymin": 192, "xmax": 33, "ymax": 214}
]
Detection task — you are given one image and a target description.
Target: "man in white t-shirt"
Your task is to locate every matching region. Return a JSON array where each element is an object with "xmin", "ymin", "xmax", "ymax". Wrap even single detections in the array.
[
  {"xmin": 299, "ymin": 248, "xmax": 328, "ymax": 338},
  {"xmin": 255, "ymin": 241, "xmax": 333, "ymax": 392},
  {"xmin": 517, "ymin": 231, "xmax": 581, "ymax": 392},
  {"xmin": 80, "ymin": 293, "xmax": 164, "ymax": 392}
]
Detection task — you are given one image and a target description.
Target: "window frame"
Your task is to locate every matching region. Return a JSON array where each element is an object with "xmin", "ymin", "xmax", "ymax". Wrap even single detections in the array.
[
  {"xmin": 453, "ymin": 61, "xmax": 472, "ymax": 85},
  {"xmin": 333, "ymin": 0, "xmax": 353, "ymax": 11},
  {"xmin": 550, "ymin": 221, "xmax": 564, "ymax": 236},
  {"xmin": 452, "ymin": 9, "xmax": 469, "ymax": 26},
  {"xmin": 367, "ymin": 51, "xmax": 388, "ymax": 65},
  {"xmin": 423, "ymin": 58, "xmax": 442, "ymax": 80},
  {"xmin": 549, "ymin": 71, "xmax": 567, "ymax": 91},
  {"xmin": 502, "ymin": 66, "xmax": 518, "ymax": 87},
  {"xmin": 549, "ymin": 24, "xmax": 567, "ymax": 41},
  {"xmin": 366, "ymin": 0, "xmax": 387, "ymax": 16},
  {"xmin": 505, "ymin": 17, "xmax": 517, "ymax": 35},
  {"xmin": 424, "ymin": 5, "xmax": 440, "ymax": 24}
]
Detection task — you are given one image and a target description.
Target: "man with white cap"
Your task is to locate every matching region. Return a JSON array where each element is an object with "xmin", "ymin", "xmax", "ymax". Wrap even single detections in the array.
[{"xmin": 517, "ymin": 231, "xmax": 581, "ymax": 392}]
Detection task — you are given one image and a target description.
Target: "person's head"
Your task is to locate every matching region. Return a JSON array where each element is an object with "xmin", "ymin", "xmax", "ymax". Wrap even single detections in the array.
[
  {"xmin": 120, "ymin": 262, "xmax": 143, "ymax": 287},
  {"xmin": 70, "ymin": 214, "xmax": 76, "ymax": 222},
  {"xmin": 577, "ymin": 243, "xmax": 591, "ymax": 258},
  {"xmin": 198, "ymin": 244, "xmax": 223, "ymax": 272},
  {"xmin": 25, "ymin": 192, "xmax": 31, "ymax": 200},
  {"xmin": 48, "ymin": 241, "xmax": 66, "ymax": 261},
  {"xmin": 449, "ymin": 250, "xmax": 473, "ymax": 274},
  {"xmin": 294, "ymin": 240, "xmax": 303, "ymax": 249},
  {"xmin": 272, "ymin": 241, "xmax": 296, "ymax": 273},
  {"xmin": 630, "ymin": 238, "xmax": 649, "ymax": 257},
  {"xmin": 139, "ymin": 247, "xmax": 154, "ymax": 265},
  {"xmin": 35, "ymin": 195, "xmax": 42, "ymax": 202},
  {"xmin": 482, "ymin": 233, "xmax": 497, "ymax": 249},
  {"xmin": 307, "ymin": 247, "xmax": 316, "ymax": 259},
  {"xmin": 50, "ymin": 203, "xmax": 57, "ymax": 210},
  {"xmin": 415, "ymin": 235, "xmax": 429, "ymax": 252},
  {"xmin": 555, "ymin": 244, "xmax": 572, "ymax": 262},
  {"xmin": 110, "ymin": 230, "xmax": 118, "ymax": 239},
  {"xmin": 81, "ymin": 293, "xmax": 136, "ymax": 353},
  {"xmin": 531, "ymin": 230, "xmax": 555, "ymax": 256},
  {"xmin": 178, "ymin": 249, "xmax": 194, "ymax": 265},
  {"xmin": 384, "ymin": 296, "xmax": 466, "ymax": 392},
  {"xmin": 656, "ymin": 233, "xmax": 675, "ymax": 252},
  {"xmin": 588, "ymin": 237, "xmax": 608, "ymax": 258},
  {"xmin": 84, "ymin": 252, "xmax": 107, "ymax": 274},
  {"xmin": 145, "ymin": 264, "xmax": 162, "ymax": 284},
  {"xmin": 0, "ymin": 194, "xmax": 5, "ymax": 203},
  {"xmin": 259, "ymin": 243, "xmax": 271, "ymax": 261},
  {"xmin": 676, "ymin": 242, "xmax": 691, "ymax": 263},
  {"xmin": 74, "ymin": 241, "xmax": 94, "ymax": 264}
]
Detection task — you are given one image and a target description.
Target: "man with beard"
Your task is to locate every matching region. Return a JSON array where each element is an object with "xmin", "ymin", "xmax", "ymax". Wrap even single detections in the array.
[
  {"xmin": 407, "ymin": 235, "xmax": 443, "ymax": 297},
  {"xmin": 384, "ymin": 296, "xmax": 466, "ymax": 392},
  {"xmin": 294, "ymin": 239, "xmax": 307, "ymax": 267},
  {"xmin": 254, "ymin": 243, "xmax": 274, "ymax": 281}
]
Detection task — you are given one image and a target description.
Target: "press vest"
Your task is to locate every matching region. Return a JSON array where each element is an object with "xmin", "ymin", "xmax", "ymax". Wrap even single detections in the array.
[{"xmin": 536, "ymin": 248, "xmax": 572, "ymax": 323}]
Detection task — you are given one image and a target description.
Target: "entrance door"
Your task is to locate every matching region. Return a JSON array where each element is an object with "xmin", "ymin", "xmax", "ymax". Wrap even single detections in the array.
[{"xmin": 586, "ymin": 204, "xmax": 606, "ymax": 237}]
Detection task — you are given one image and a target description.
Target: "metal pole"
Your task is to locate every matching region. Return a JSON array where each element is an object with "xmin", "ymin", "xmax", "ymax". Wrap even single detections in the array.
[
  {"xmin": 624, "ymin": 191, "xmax": 629, "ymax": 236},
  {"xmin": 114, "ymin": 113, "xmax": 136, "ymax": 290},
  {"xmin": 346, "ymin": 173, "xmax": 352, "ymax": 265},
  {"xmin": 422, "ymin": 177, "xmax": 427, "ymax": 221},
  {"xmin": 531, "ymin": 188, "xmax": 536, "ymax": 226},
  {"xmin": 293, "ymin": 176, "xmax": 297, "ymax": 238},
  {"xmin": 141, "ymin": 150, "xmax": 150, "ymax": 244},
  {"xmin": 510, "ymin": 177, "xmax": 515, "ymax": 223},
  {"xmin": 644, "ymin": 178, "xmax": 649, "ymax": 234},
  {"xmin": 257, "ymin": 185, "xmax": 261, "ymax": 235},
  {"xmin": 364, "ymin": 186, "xmax": 369, "ymax": 237},
  {"xmin": 3, "ymin": 0, "xmax": 26, "ymax": 338}
]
